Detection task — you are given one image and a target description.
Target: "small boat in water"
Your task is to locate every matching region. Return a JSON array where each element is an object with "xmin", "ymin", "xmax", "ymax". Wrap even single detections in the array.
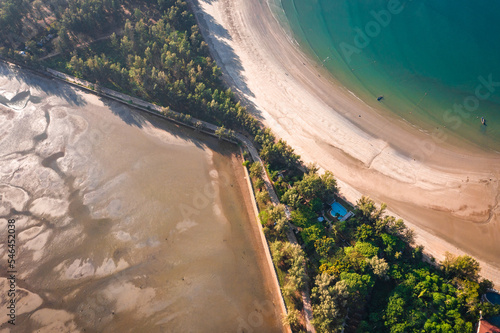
[
  {"xmin": 481, "ymin": 117, "xmax": 486, "ymax": 125},
  {"xmin": 377, "ymin": 96, "xmax": 384, "ymax": 101}
]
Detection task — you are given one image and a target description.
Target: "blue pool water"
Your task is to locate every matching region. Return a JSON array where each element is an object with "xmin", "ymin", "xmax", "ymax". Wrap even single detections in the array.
[
  {"xmin": 331, "ymin": 202, "xmax": 348, "ymax": 218},
  {"xmin": 490, "ymin": 317, "xmax": 500, "ymax": 329},
  {"xmin": 486, "ymin": 292, "xmax": 500, "ymax": 305},
  {"xmin": 485, "ymin": 292, "xmax": 500, "ymax": 327}
]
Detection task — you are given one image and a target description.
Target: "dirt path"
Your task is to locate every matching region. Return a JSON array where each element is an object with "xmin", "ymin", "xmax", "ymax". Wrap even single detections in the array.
[{"xmin": 238, "ymin": 132, "xmax": 316, "ymax": 332}]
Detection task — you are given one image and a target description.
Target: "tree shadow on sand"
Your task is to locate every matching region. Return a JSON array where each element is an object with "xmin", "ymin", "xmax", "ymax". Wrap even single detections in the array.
[
  {"xmin": 194, "ymin": 0, "xmax": 264, "ymax": 120},
  {"xmin": 0, "ymin": 62, "xmax": 87, "ymax": 107},
  {"xmin": 100, "ymin": 98, "xmax": 147, "ymax": 128},
  {"xmin": 99, "ymin": 96, "xmax": 237, "ymax": 157}
]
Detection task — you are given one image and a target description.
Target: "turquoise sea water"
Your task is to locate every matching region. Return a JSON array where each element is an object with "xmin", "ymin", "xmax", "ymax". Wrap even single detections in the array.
[{"xmin": 277, "ymin": 0, "xmax": 500, "ymax": 150}]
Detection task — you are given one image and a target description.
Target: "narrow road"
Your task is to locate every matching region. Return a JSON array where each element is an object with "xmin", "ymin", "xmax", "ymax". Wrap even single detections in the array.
[{"xmin": 235, "ymin": 134, "xmax": 316, "ymax": 332}]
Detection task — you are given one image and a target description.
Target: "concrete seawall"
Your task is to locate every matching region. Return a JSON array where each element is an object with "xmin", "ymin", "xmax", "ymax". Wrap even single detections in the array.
[{"xmin": 240, "ymin": 148, "xmax": 292, "ymax": 333}]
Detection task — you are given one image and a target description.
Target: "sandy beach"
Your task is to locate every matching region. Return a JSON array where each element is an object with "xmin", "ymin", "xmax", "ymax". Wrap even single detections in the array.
[{"xmin": 190, "ymin": 0, "xmax": 500, "ymax": 285}]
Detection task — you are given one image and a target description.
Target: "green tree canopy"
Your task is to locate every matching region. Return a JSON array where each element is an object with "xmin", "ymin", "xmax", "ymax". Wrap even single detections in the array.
[{"xmin": 442, "ymin": 252, "xmax": 480, "ymax": 281}]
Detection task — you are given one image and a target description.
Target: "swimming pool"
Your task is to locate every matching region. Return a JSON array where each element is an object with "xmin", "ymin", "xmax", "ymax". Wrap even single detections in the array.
[
  {"xmin": 331, "ymin": 202, "xmax": 348, "ymax": 218},
  {"xmin": 485, "ymin": 292, "xmax": 500, "ymax": 327},
  {"xmin": 486, "ymin": 292, "xmax": 500, "ymax": 304}
]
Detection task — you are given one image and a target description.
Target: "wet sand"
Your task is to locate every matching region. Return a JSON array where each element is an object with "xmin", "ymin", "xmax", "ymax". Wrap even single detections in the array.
[
  {"xmin": 190, "ymin": 0, "xmax": 500, "ymax": 285},
  {"xmin": 0, "ymin": 63, "xmax": 283, "ymax": 332}
]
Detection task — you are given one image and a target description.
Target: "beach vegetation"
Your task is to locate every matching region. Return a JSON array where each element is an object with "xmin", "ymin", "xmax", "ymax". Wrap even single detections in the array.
[
  {"xmin": 253, "ymin": 177, "xmax": 264, "ymax": 191},
  {"xmin": 4, "ymin": 1, "xmax": 499, "ymax": 332},
  {"xmin": 442, "ymin": 251, "xmax": 481, "ymax": 281},
  {"xmin": 255, "ymin": 190, "xmax": 270, "ymax": 208},
  {"xmin": 249, "ymin": 161, "xmax": 263, "ymax": 179},
  {"xmin": 282, "ymin": 308, "xmax": 302, "ymax": 332}
]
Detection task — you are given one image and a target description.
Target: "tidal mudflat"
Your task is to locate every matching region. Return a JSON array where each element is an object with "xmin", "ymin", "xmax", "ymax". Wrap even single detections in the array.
[{"xmin": 0, "ymin": 63, "xmax": 283, "ymax": 332}]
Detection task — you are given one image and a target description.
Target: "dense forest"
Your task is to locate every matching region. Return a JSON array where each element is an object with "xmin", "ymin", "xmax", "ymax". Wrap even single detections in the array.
[
  {"xmin": 1, "ymin": 0, "xmax": 258, "ymax": 133},
  {"xmin": 1, "ymin": 0, "xmax": 301, "ymax": 169},
  {"xmin": 255, "ymin": 163, "xmax": 500, "ymax": 332},
  {"xmin": 1, "ymin": 0, "xmax": 499, "ymax": 332}
]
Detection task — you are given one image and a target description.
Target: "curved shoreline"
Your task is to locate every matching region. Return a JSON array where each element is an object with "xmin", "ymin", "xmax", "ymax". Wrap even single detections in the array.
[{"xmin": 190, "ymin": 0, "xmax": 500, "ymax": 285}]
